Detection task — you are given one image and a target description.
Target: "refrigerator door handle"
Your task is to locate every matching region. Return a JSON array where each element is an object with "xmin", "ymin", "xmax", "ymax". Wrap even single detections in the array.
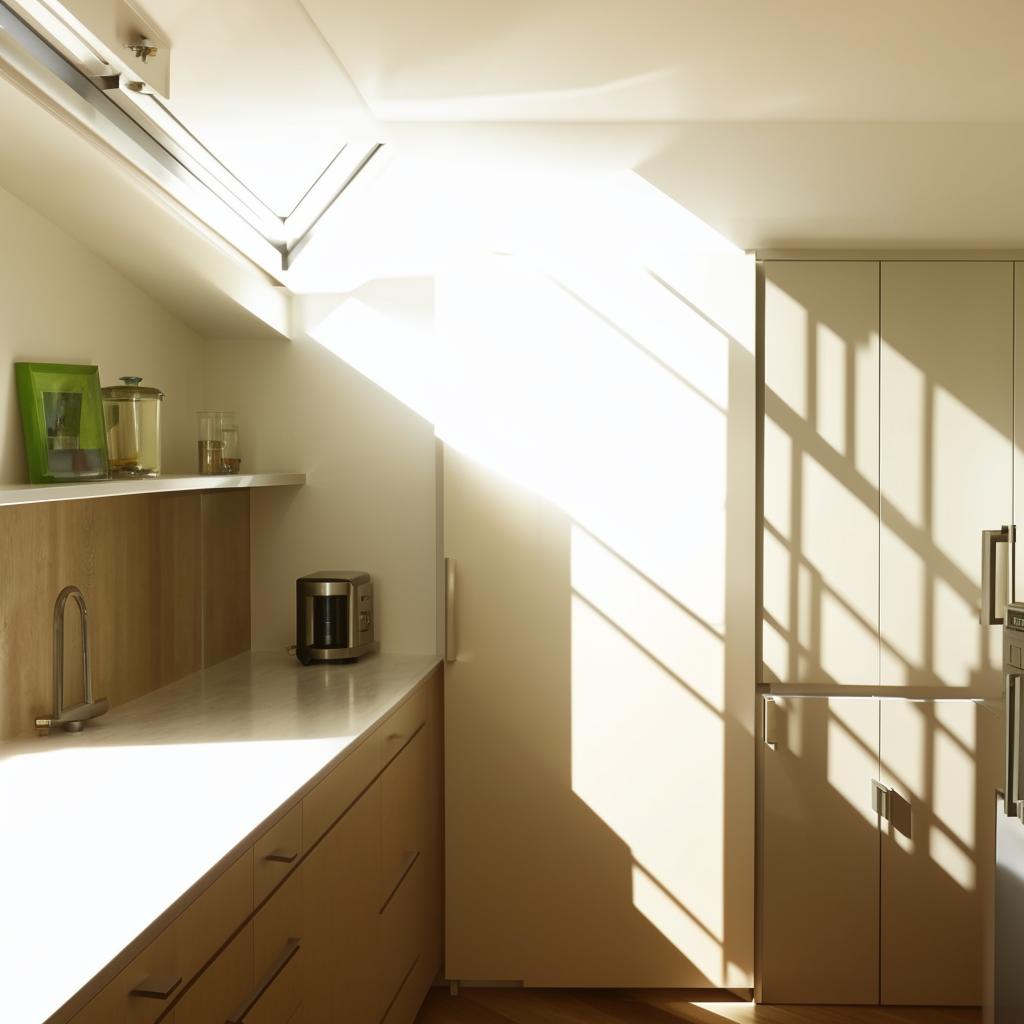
[
  {"xmin": 444, "ymin": 556, "xmax": 457, "ymax": 664},
  {"xmin": 982, "ymin": 525, "xmax": 1014, "ymax": 626},
  {"xmin": 872, "ymin": 779, "xmax": 893, "ymax": 821},
  {"xmin": 762, "ymin": 695, "xmax": 777, "ymax": 751},
  {"xmin": 1007, "ymin": 673, "xmax": 1024, "ymax": 817}
]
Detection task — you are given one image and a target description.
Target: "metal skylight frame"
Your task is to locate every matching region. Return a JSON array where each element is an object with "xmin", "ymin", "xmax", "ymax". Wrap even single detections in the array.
[{"xmin": 0, "ymin": 0, "xmax": 382, "ymax": 279}]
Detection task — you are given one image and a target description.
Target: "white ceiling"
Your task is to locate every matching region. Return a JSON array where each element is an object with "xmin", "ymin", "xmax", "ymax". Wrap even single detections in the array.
[
  {"xmin": 133, "ymin": 0, "xmax": 1024, "ymax": 253},
  {"xmin": 296, "ymin": 0, "xmax": 1024, "ymax": 123}
]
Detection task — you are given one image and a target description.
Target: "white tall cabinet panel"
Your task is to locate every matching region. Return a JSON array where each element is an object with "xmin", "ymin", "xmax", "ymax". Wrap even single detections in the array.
[
  {"xmin": 879, "ymin": 262, "xmax": 1012, "ymax": 693},
  {"xmin": 441, "ymin": 248, "xmax": 756, "ymax": 987},
  {"xmin": 761, "ymin": 696, "xmax": 881, "ymax": 1004},
  {"xmin": 762, "ymin": 261, "xmax": 880, "ymax": 685},
  {"xmin": 879, "ymin": 699, "xmax": 998, "ymax": 1006}
]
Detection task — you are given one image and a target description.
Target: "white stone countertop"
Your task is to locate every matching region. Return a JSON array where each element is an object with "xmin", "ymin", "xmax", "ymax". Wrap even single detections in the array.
[{"xmin": 0, "ymin": 650, "xmax": 441, "ymax": 1024}]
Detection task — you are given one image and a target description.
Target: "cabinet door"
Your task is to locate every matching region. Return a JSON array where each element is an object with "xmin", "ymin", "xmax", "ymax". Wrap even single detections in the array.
[
  {"xmin": 171, "ymin": 923, "xmax": 253, "ymax": 1024},
  {"xmin": 761, "ymin": 696, "xmax": 880, "ymax": 1003},
  {"xmin": 880, "ymin": 699, "xmax": 997, "ymax": 1005},
  {"xmin": 441, "ymin": 250, "xmax": 756, "ymax": 987},
  {"xmin": 762, "ymin": 260, "xmax": 880, "ymax": 685},
  {"xmin": 879, "ymin": 262, "xmax": 1012, "ymax": 693},
  {"xmin": 302, "ymin": 778, "xmax": 382, "ymax": 1024}
]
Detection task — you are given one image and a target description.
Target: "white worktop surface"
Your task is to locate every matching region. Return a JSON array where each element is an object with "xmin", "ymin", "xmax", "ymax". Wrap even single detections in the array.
[{"xmin": 0, "ymin": 650, "xmax": 441, "ymax": 1024}]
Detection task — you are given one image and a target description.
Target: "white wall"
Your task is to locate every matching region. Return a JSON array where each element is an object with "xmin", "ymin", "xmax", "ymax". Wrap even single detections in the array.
[
  {"xmin": 0, "ymin": 183, "xmax": 205, "ymax": 482},
  {"xmin": 203, "ymin": 314, "xmax": 439, "ymax": 657}
]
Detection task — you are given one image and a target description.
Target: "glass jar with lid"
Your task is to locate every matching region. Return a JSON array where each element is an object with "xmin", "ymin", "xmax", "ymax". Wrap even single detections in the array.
[{"xmin": 100, "ymin": 376, "xmax": 164, "ymax": 477}]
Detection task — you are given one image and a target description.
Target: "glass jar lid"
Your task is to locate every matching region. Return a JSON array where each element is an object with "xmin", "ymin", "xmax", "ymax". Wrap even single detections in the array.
[{"xmin": 101, "ymin": 376, "xmax": 165, "ymax": 401}]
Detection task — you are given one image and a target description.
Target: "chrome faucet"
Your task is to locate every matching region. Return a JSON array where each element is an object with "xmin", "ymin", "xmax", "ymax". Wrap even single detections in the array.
[{"xmin": 34, "ymin": 585, "xmax": 109, "ymax": 733}]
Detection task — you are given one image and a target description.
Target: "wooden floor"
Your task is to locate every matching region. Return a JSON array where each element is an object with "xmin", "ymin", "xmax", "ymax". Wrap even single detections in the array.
[{"xmin": 415, "ymin": 988, "xmax": 982, "ymax": 1024}]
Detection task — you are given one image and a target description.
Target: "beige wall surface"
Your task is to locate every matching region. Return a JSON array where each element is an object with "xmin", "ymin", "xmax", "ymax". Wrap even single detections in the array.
[
  {"xmin": 202, "ymin": 322, "xmax": 439, "ymax": 657},
  {"xmin": 0, "ymin": 184, "xmax": 205, "ymax": 483}
]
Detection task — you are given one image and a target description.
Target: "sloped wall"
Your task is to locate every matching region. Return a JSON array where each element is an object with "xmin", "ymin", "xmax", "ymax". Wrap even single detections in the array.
[{"xmin": 0, "ymin": 183, "xmax": 205, "ymax": 483}]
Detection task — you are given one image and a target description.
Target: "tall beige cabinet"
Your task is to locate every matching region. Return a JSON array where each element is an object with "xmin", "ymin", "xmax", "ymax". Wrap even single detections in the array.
[
  {"xmin": 440, "ymin": 249, "xmax": 757, "ymax": 988},
  {"xmin": 760, "ymin": 259, "xmax": 1013, "ymax": 1005}
]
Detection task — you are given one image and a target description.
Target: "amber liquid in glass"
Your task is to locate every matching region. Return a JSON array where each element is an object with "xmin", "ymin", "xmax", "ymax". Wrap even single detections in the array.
[{"xmin": 198, "ymin": 440, "xmax": 224, "ymax": 474}]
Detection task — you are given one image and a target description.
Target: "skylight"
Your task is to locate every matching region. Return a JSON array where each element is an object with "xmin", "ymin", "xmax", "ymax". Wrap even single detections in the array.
[{"xmin": 0, "ymin": 0, "xmax": 383, "ymax": 279}]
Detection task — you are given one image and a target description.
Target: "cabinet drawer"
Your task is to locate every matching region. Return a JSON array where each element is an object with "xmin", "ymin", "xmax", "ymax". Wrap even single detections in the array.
[
  {"xmin": 254, "ymin": 805, "xmax": 302, "ymax": 907},
  {"xmin": 380, "ymin": 852, "xmax": 430, "ymax": 1001},
  {"xmin": 381, "ymin": 727, "xmax": 431, "ymax": 907},
  {"xmin": 380, "ymin": 685, "xmax": 429, "ymax": 769},
  {"xmin": 72, "ymin": 924, "xmax": 181, "ymax": 1024},
  {"xmin": 124, "ymin": 924, "xmax": 183, "ymax": 1024},
  {"xmin": 172, "ymin": 922, "xmax": 253, "ymax": 1024},
  {"xmin": 381, "ymin": 953, "xmax": 433, "ymax": 1024},
  {"xmin": 252, "ymin": 864, "xmax": 301, "ymax": 1024},
  {"xmin": 176, "ymin": 850, "xmax": 254, "ymax": 983},
  {"xmin": 302, "ymin": 733, "xmax": 380, "ymax": 849},
  {"xmin": 232, "ymin": 941, "xmax": 302, "ymax": 1024}
]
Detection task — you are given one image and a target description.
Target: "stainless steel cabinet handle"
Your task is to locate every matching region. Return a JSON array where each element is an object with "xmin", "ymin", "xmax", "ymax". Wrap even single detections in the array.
[
  {"xmin": 1007, "ymin": 674, "xmax": 1024, "ymax": 817},
  {"xmin": 872, "ymin": 779, "xmax": 892, "ymax": 821},
  {"xmin": 130, "ymin": 974, "xmax": 182, "ymax": 1000},
  {"xmin": 226, "ymin": 937, "xmax": 300, "ymax": 1023},
  {"xmin": 981, "ymin": 525, "xmax": 1013, "ymax": 625},
  {"xmin": 444, "ymin": 556, "xmax": 456, "ymax": 663},
  {"xmin": 264, "ymin": 848, "xmax": 298, "ymax": 864},
  {"xmin": 762, "ymin": 695, "xmax": 777, "ymax": 750}
]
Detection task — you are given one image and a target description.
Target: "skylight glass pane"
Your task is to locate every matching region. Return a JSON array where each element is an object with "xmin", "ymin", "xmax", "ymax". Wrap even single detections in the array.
[{"xmin": 151, "ymin": 0, "xmax": 372, "ymax": 216}]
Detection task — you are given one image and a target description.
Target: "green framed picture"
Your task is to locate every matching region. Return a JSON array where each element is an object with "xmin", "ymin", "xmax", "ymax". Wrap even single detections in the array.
[{"xmin": 15, "ymin": 362, "xmax": 109, "ymax": 483}]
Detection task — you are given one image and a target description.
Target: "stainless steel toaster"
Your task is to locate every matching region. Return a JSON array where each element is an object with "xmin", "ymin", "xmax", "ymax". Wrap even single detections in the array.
[{"xmin": 295, "ymin": 571, "xmax": 378, "ymax": 664}]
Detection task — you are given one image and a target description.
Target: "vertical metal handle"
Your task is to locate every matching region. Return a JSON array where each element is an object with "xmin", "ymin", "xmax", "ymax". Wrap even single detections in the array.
[
  {"xmin": 981, "ymin": 525, "xmax": 1013, "ymax": 625},
  {"xmin": 444, "ymin": 557, "xmax": 456, "ymax": 663},
  {"xmin": 762, "ymin": 695, "xmax": 776, "ymax": 750},
  {"xmin": 872, "ymin": 780, "xmax": 892, "ymax": 821},
  {"xmin": 1007, "ymin": 673, "xmax": 1024, "ymax": 817}
]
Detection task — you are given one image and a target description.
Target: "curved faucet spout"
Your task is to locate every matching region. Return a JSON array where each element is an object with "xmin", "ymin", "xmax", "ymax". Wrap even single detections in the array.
[
  {"xmin": 53, "ymin": 585, "xmax": 92, "ymax": 715},
  {"xmin": 35, "ymin": 585, "xmax": 108, "ymax": 734}
]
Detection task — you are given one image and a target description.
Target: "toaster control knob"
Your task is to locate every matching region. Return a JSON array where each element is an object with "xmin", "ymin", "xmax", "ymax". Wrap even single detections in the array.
[{"xmin": 359, "ymin": 612, "xmax": 371, "ymax": 630}]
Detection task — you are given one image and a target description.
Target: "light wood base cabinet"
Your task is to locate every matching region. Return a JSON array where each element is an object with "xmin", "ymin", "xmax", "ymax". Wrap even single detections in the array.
[{"xmin": 71, "ymin": 668, "xmax": 443, "ymax": 1024}]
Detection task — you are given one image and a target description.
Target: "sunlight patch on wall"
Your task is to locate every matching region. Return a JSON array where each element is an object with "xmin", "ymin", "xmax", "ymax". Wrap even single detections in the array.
[
  {"xmin": 571, "ymin": 595, "xmax": 725, "ymax": 947},
  {"xmin": 762, "ymin": 417, "xmax": 792, "ymax": 540},
  {"xmin": 763, "ymin": 282, "xmax": 808, "ymax": 420},
  {"xmin": 630, "ymin": 862, "xmax": 722, "ymax": 984},
  {"xmin": 814, "ymin": 320, "xmax": 849, "ymax": 458},
  {"xmin": 802, "ymin": 453, "xmax": 879, "ymax": 629},
  {"xmin": 933, "ymin": 385, "xmax": 1009, "ymax": 581},
  {"xmin": 818, "ymin": 589, "xmax": 879, "ymax": 685},
  {"xmin": 828, "ymin": 710, "xmax": 879, "ymax": 824},
  {"xmin": 438, "ymin": 253, "xmax": 729, "ymax": 626},
  {"xmin": 933, "ymin": 575, "xmax": 990, "ymax": 689},
  {"xmin": 304, "ymin": 293, "xmax": 437, "ymax": 423},
  {"xmin": 880, "ymin": 343, "xmax": 926, "ymax": 529},
  {"xmin": 879, "ymin": 524, "xmax": 926, "ymax": 685},
  {"xmin": 571, "ymin": 525, "xmax": 724, "ymax": 710},
  {"xmin": 928, "ymin": 824, "xmax": 976, "ymax": 890},
  {"xmin": 932, "ymin": 726, "xmax": 976, "ymax": 850},
  {"xmin": 882, "ymin": 700, "xmax": 926, "ymax": 799}
]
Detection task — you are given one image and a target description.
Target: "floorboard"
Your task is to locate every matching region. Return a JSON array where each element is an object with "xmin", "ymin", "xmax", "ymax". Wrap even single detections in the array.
[{"xmin": 416, "ymin": 988, "xmax": 982, "ymax": 1024}]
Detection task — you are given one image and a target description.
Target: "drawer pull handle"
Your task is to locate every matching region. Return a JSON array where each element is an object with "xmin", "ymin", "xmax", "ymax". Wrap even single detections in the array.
[
  {"xmin": 380, "ymin": 850, "xmax": 420, "ymax": 913},
  {"xmin": 264, "ymin": 848, "xmax": 299, "ymax": 864},
  {"xmin": 227, "ymin": 937, "xmax": 300, "ymax": 1023},
  {"xmin": 130, "ymin": 974, "xmax": 182, "ymax": 1000}
]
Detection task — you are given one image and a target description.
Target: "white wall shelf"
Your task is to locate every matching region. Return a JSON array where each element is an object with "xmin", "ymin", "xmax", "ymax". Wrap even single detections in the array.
[{"xmin": 0, "ymin": 472, "xmax": 306, "ymax": 508}]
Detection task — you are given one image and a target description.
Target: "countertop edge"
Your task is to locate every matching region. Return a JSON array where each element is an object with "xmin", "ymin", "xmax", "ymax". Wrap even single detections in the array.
[{"xmin": 43, "ymin": 654, "xmax": 442, "ymax": 1024}]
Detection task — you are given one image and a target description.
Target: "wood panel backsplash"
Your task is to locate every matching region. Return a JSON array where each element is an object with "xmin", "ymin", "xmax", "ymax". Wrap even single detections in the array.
[{"xmin": 0, "ymin": 489, "xmax": 251, "ymax": 741}]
